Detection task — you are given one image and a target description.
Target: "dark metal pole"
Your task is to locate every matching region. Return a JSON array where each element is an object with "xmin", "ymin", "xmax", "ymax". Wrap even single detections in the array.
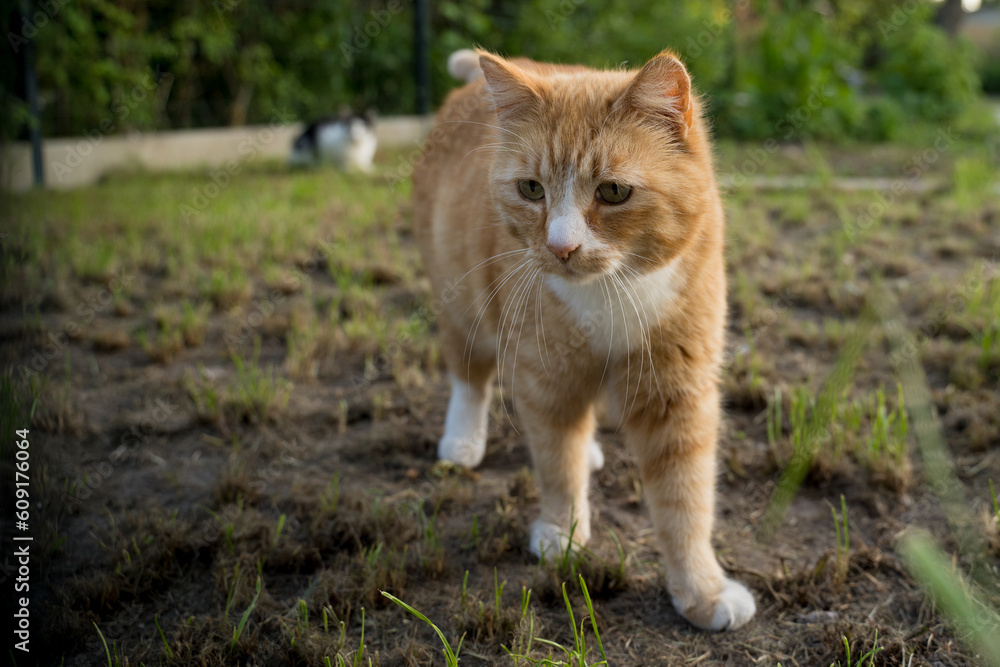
[
  {"xmin": 414, "ymin": 0, "xmax": 430, "ymax": 114},
  {"xmin": 20, "ymin": 0, "xmax": 44, "ymax": 187}
]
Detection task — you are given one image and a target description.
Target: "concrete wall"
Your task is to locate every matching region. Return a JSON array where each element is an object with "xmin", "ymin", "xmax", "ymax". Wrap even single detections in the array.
[{"xmin": 1, "ymin": 115, "xmax": 435, "ymax": 192}]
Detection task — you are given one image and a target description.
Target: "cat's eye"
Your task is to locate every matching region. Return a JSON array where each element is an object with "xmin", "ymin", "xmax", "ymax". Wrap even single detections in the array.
[
  {"xmin": 518, "ymin": 179, "xmax": 545, "ymax": 201},
  {"xmin": 596, "ymin": 182, "xmax": 632, "ymax": 204}
]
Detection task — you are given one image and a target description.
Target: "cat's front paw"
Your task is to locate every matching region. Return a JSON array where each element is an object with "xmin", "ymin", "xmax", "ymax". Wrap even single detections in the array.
[
  {"xmin": 672, "ymin": 578, "xmax": 756, "ymax": 631},
  {"xmin": 529, "ymin": 519, "xmax": 591, "ymax": 560},
  {"xmin": 529, "ymin": 520, "xmax": 569, "ymax": 560},
  {"xmin": 588, "ymin": 439, "xmax": 605, "ymax": 471},
  {"xmin": 438, "ymin": 435, "xmax": 486, "ymax": 469}
]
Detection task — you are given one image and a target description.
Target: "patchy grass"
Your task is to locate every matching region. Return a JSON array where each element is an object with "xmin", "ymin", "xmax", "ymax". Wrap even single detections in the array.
[{"xmin": 2, "ymin": 139, "xmax": 999, "ymax": 666}]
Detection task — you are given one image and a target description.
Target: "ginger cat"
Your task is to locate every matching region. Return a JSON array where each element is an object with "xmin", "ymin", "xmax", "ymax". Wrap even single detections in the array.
[{"xmin": 412, "ymin": 49, "xmax": 755, "ymax": 631}]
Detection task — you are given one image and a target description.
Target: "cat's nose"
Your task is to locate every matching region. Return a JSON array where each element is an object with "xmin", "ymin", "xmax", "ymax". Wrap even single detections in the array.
[{"xmin": 547, "ymin": 240, "xmax": 580, "ymax": 261}]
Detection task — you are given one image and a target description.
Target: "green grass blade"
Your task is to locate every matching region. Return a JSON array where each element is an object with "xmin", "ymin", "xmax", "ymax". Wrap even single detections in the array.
[
  {"xmin": 760, "ymin": 305, "xmax": 874, "ymax": 540},
  {"xmin": 381, "ymin": 591, "xmax": 460, "ymax": 666},
  {"xmin": 154, "ymin": 614, "xmax": 173, "ymax": 659},
  {"xmin": 230, "ymin": 576, "xmax": 262, "ymax": 654},
  {"xmin": 899, "ymin": 531, "xmax": 1000, "ymax": 666},
  {"xmin": 352, "ymin": 607, "xmax": 366, "ymax": 667},
  {"xmin": 94, "ymin": 623, "xmax": 113, "ymax": 667},
  {"xmin": 560, "ymin": 582, "xmax": 580, "ymax": 656},
  {"xmin": 578, "ymin": 575, "xmax": 607, "ymax": 663}
]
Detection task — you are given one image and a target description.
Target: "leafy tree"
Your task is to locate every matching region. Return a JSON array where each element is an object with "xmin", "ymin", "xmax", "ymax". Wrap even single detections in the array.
[{"xmin": 0, "ymin": 0, "xmax": 988, "ymax": 143}]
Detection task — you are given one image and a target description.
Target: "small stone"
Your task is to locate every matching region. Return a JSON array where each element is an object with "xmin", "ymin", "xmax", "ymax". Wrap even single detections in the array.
[{"xmin": 795, "ymin": 610, "xmax": 839, "ymax": 624}]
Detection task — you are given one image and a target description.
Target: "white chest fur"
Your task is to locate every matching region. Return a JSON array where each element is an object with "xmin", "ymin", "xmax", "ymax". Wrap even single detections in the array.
[{"xmin": 544, "ymin": 261, "xmax": 683, "ymax": 356}]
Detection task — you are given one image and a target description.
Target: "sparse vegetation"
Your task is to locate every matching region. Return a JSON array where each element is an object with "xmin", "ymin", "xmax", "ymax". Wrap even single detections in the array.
[
  {"xmin": 831, "ymin": 495, "xmax": 850, "ymax": 589},
  {"xmin": 2, "ymin": 144, "xmax": 998, "ymax": 665}
]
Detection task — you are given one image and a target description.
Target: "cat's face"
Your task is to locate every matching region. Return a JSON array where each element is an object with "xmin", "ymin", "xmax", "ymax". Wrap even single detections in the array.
[{"xmin": 481, "ymin": 52, "xmax": 712, "ymax": 284}]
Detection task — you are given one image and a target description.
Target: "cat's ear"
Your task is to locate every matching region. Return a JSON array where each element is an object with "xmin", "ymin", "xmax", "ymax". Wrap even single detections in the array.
[
  {"xmin": 478, "ymin": 51, "xmax": 542, "ymax": 123},
  {"xmin": 618, "ymin": 50, "xmax": 693, "ymax": 138}
]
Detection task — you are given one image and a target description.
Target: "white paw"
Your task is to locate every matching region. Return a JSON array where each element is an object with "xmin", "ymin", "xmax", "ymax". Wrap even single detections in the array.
[
  {"xmin": 439, "ymin": 377, "xmax": 490, "ymax": 468},
  {"xmin": 674, "ymin": 578, "xmax": 756, "ymax": 631},
  {"xmin": 529, "ymin": 520, "xmax": 569, "ymax": 560},
  {"xmin": 438, "ymin": 435, "xmax": 486, "ymax": 469},
  {"xmin": 588, "ymin": 439, "xmax": 605, "ymax": 472}
]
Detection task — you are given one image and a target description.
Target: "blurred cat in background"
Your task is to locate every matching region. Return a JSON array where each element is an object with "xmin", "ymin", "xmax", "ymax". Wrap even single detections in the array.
[{"xmin": 289, "ymin": 108, "xmax": 377, "ymax": 172}]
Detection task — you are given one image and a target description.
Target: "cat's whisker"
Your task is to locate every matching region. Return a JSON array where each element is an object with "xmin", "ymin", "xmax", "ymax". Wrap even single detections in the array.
[
  {"xmin": 463, "ymin": 145, "xmax": 532, "ymax": 161},
  {"xmin": 596, "ymin": 104, "xmax": 626, "ymax": 147},
  {"xmin": 495, "ymin": 263, "xmax": 538, "ymax": 430},
  {"xmin": 606, "ymin": 272, "xmax": 634, "ymax": 433},
  {"xmin": 534, "ymin": 270, "xmax": 550, "ymax": 374},
  {"xmin": 617, "ymin": 254, "xmax": 696, "ymax": 330},
  {"xmin": 464, "ymin": 258, "xmax": 534, "ymax": 372},
  {"xmin": 508, "ymin": 268, "xmax": 542, "ymax": 416},
  {"xmin": 464, "ymin": 221, "xmax": 510, "ymax": 233},
  {"xmin": 466, "ymin": 258, "xmax": 531, "ymax": 352},
  {"xmin": 615, "ymin": 267, "xmax": 663, "ymax": 413},
  {"xmin": 610, "ymin": 272, "xmax": 648, "ymax": 429},
  {"xmin": 461, "ymin": 143, "xmax": 535, "ymax": 169},
  {"xmin": 620, "ymin": 251, "xmax": 660, "ymax": 267},
  {"xmin": 596, "ymin": 275, "xmax": 615, "ymax": 398},
  {"xmin": 496, "ymin": 262, "xmax": 535, "ymax": 362},
  {"xmin": 439, "ymin": 120, "xmax": 541, "ymax": 161},
  {"xmin": 452, "ymin": 248, "xmax": 530, "ymax": 298},
  {"xmin": 499, "ymin": 264, "xmax": 538, "ymax": 380},
  {"xmin": 617, "ymin": 262, "xmax": 675, "ymax": 349},
  {"xmin": 618, "ymin": 263, "xmax": 666, "ymax": 406},
  {"xmin": 471, "ymin": 141, "xmax": 535, "ymax": 155},
  {"xmin": 461, "ymin": 256, "xmax": 533, "ymax": 375}
]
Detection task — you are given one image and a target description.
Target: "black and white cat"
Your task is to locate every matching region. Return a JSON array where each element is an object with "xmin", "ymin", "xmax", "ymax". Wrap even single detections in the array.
[{"xmin": 289, "ymin": 109, "xmax": 377, "ymax": 172}]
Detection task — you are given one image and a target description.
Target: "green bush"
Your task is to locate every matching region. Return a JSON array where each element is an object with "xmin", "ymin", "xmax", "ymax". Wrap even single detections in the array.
[
  {"xmin": 874, "ymin": 21, "xmax": 981, "ymax": 124},
  {"xmin": 0, "ymin": 0, "xmax": 990, "ymax": 143},
  {"xmin": 711, "ymin": 6, "xmax": 863, "ymax": 141}
]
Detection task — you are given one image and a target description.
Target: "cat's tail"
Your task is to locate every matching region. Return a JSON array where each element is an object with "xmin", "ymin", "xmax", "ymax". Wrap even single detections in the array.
[{"xmin": 447, "ymin": 49, "xmax": 482, "ymax": 83}]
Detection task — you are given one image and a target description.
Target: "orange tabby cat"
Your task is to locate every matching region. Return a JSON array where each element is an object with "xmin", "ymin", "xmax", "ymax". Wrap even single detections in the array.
[{"xmin": 412, "ymin": 49, "xmax": 755, "ymax": 631}]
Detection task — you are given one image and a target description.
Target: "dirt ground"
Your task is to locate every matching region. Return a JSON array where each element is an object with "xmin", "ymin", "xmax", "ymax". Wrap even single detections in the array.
[{"xmin": 1, "ymin": 142, "xmax": 999, "ymax": 667}]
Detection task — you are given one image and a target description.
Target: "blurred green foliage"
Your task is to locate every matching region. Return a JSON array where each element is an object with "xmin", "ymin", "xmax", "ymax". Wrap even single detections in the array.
[{"xmin": 0, "ymin": 0, "xmax": 991, "ymax": 142}]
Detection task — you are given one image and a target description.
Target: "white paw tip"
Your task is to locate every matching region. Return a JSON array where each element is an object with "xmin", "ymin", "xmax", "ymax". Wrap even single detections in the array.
[
  {"xmin": 588, "ymin": 439, "xmax": 605, "ymax": 472},
  {"xmin": 712, "ymin": 578, "xmax": 756, "ymax": 630},
  {"xmin": 437, "ymin": 435, "xmax": 485, "ymax": 469},
  {"xmin": 674, "ymin": 578, "xmax": 756, "ymax": 632},
  {"xmin": 529, "ymin": 520, "xmax": 568, "ymax": 559}
]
